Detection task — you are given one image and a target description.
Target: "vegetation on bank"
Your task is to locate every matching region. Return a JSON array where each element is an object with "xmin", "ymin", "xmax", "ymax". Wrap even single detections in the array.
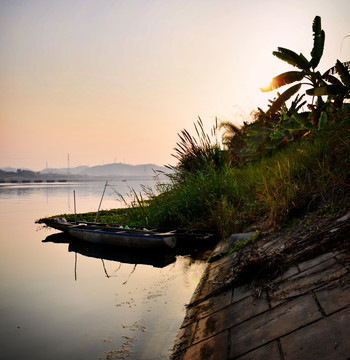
[{"xmin": 60, "ymin": 16, "xmax": 350, "ymax": 239}]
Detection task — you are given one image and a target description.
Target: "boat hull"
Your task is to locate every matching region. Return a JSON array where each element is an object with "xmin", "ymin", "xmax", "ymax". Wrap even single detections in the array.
[
  {"xmin": 38, "ymin": 218, "xmax": 177, "ymax": 249},
  {"xmin": 68, "ymin": 226, "xmax": 177, "ymax": 249}
]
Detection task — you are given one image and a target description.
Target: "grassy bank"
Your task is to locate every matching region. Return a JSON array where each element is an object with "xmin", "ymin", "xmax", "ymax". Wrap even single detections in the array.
[
  {"xmin": 60, "ymin": 114, "xmax": 349, "ymax": 239},
  {"xmin": 136, "ymin": 116, "xmax": 349, "ymax": 235}
]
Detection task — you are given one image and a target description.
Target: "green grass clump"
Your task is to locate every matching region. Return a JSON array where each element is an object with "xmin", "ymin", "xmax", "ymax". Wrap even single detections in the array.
[
  {"xmin": 56, "ymin": 208, "xmax": 136, "ymax": 226},
  {"xmin": 228, "ymin": 231, "xmax": 262, "ymax": 254},
  {"xmin": 117, "ymin": 115, "xmax": 350, "ymax": 237}
]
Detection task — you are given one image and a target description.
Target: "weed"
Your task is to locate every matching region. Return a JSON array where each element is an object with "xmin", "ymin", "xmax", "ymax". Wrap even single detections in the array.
[{"xmin": 228, "ymin": 231, "xmax": 262, "ymax": 254}]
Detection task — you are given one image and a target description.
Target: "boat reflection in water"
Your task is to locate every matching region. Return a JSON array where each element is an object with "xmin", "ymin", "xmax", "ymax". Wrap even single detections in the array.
[
  {"xmin": 42, "ymin": 229, "xmax": 215, "ymax": 287},
  {"xmin": 43, "ymin": 233, "xmax": 177, "ymax": 269}
]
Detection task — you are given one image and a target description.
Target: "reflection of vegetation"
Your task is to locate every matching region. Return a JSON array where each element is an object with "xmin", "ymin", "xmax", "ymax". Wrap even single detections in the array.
[{"xmin": 59, "ymin": 16, "xmax": 350, "ymax": 241}]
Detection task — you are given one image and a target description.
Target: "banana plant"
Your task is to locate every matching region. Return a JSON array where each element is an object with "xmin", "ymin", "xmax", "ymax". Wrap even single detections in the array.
[
  {"xmin": 260, "ymin": 16, "xmax": 326, "ymax": 119},
  {"xmin": 307, "ymin": 60, "xmax": 350, "ymax": 101}
]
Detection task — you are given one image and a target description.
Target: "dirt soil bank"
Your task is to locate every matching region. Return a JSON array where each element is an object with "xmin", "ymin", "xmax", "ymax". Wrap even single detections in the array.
[{"xmin": 171, "ymin": 211, "xmax": 350, "ymax": 360}]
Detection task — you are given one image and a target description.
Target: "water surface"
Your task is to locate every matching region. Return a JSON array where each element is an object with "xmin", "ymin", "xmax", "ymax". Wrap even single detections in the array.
[{"xmin": 0, "ymin": 180, "xmax": 206, "ymax": 360}]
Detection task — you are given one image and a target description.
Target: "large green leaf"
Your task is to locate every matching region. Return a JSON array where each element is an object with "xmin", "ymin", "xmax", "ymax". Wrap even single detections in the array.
[
  {"xmin": 273, "ymin": 47, "xmax": 310, "ymax": 71},
  {"xmin": 310, "ymin": 16, "xmax": 325, "ymax": 69},
  {"xmin": 270, "ymin": 130, "xmax": 285, "ymax": 140},
  {"xmin": 278, "ymin": 117, "xmax": 304, "ymax": 131},
  {"xmin": 260, "ymin": 71, "xmax": 304, "ymax": 92},
  {"xmin": 266, "ymin": 83, "xmax": 301, "ymax": 116},
  {"xmin": 326, "ymin": 61, "xmax": 350, "ymax": 76},
  {"xmin": 336, "ymin": 60, "xmax": 350, "ymax": 88},
  {"xmin": 292, "ymin": 112, "xmax": 317, "ymax": 131},
  {"xmin": 306, "ymin": 85, "xmax": 347, "ymax": 96},
  {"xmin": 323, "ymin": 73, "xmax": 344, "ymax": 86},
  {"xmin": 318, "ymin": 111, "xmax": 327, "ymax": 130}
]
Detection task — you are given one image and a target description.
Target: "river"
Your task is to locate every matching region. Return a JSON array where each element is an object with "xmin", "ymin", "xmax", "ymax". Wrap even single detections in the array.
[{"xmin": 0, "ymin": 180, "xmax": 206, "ymax": 360}]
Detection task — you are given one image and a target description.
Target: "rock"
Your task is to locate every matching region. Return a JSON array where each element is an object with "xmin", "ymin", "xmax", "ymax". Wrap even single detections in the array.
[{"xmin": 209, "ymin": 232, "xmax": 255, "ymax": 263}]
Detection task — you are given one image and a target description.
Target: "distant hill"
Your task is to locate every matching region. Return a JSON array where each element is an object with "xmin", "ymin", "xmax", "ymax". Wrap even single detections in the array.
[
  {"xmin": 1, "ymin": 167, "xmax": 32, "ymax": 172},
  {"xmin": 0, "ymin": 168, "xmax": 40, "ymax": 181},
  {"xmin": 40, "ymin": 166, "xmax": 89, "ymax": 175},
  {"xmin": 0, "ymin": 163, "xmax": 172, "ymax": 181},
  {"xmin": 81, "ymin": 163, "xmax": 170, "ymax": 177},
  {"xmin": 40, "ymin": 163, "xmax": 171, "ymax": 179}
]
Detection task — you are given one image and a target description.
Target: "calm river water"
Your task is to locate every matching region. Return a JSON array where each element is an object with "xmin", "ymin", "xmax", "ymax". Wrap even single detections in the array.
[{"xmin": 0, "ymin": 180, "xmax": 206, "ymax": 360}]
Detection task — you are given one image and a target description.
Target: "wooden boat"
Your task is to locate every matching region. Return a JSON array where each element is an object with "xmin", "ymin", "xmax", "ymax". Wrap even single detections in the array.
[{"xmin": 38, "ymin": 217, "xmax": 179, "ymax": 249}]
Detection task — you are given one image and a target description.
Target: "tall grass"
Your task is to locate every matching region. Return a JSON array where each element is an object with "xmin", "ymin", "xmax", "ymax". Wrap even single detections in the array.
[{"xmin": 126, "ymin": 116, "xmax": 350, "ymax": 236}]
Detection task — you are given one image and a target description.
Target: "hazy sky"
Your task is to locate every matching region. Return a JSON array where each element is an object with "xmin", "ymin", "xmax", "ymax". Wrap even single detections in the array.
[{"xmin": 1, "ymin": 0, "xmax": 349, "ymax": 170}]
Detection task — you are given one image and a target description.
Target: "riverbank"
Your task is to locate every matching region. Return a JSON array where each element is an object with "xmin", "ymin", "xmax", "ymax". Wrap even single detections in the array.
[{"xmin": 171, "ymin": 211, "xmax": 350, "ymax": 359}]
